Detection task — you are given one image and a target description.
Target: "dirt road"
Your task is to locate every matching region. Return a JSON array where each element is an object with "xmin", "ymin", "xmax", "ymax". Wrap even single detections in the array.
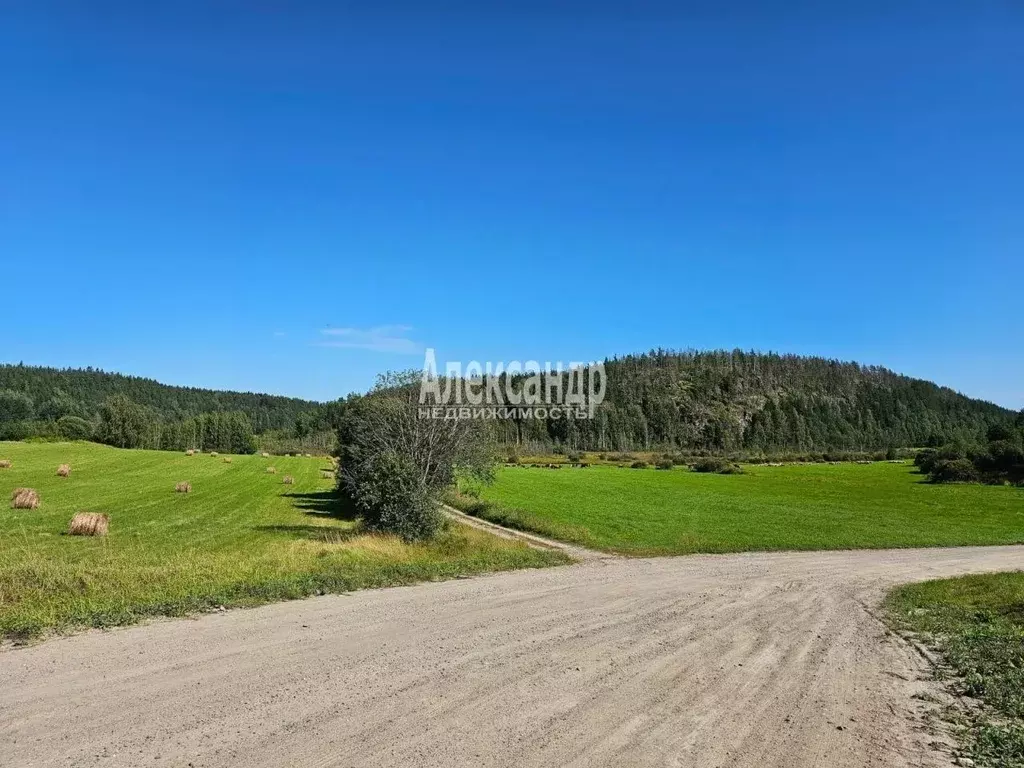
[{"xmin": 3, "ymin": 545, "xmax": 1023, "ymax": 767}]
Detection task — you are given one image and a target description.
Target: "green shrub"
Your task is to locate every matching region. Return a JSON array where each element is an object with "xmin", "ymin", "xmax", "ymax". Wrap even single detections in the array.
[
  {"xmin": 630, "ymin": 460, "xmax": 648, "ymax": 469},
  {"xmin": 692, "ymin": 457, "xmax": 730, "ymax": 473},
  {"xmin": 915, "ymin": 445, "xmax": 970, "ymax": 474},
  {"xmin": 351, "ymin": 450, "xmax": 444, "ymax": 540},
  {"xmin": 929, "ymin": 458, "xmax": 980, "ymax": 484},
  {"xmin": 914, "ymin": 448, "xmax": 938, "ymax": 474},
  {"xmin": 654, "ymin": 458, "xmax": 674, "ymax": 470},
  {"xmin": 566, "ymin": 451, "xmax": 582, "ymax": 463},
  {"xmin": 982, "ymin": 440, "xmax": 1024, "ymax": 474},
  {"xmin": 56, "ymin": 415, "xmax": 92, "ymax": 441},
  {"xmin": 336, "ymin": 371, "xmax": 494, "ymax": 541},
  {"xmin": 937, "ymin": 444, "xmax": 969, "ymax": 462},
  {"xmin": 691, "ymin": 457, "xmax": 744, "ymax": 475}
]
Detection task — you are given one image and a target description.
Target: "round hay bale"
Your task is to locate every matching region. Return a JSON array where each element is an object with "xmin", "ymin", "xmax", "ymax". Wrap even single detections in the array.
[
  {"xmin": 175, "ymin": 481, "xmax": 192, "ymax": 493},
  {"xmin": 11, "ymin": 489, "xmax": 40, "ymax": 510},
  {"xmin": 266, "ymin": 466, "xmax": 277, "ymax": 474},
  {"xmin": 209, "ymin": 451, "xmax": 219, "ymax": 457},
  {"xmin": 57, "ymin": 464, "xmax": 71, "ymax": 477},
  {"xmin": 185, "ymin": 449, "xmax": 195, "ymax": 456},
  {"xmin": 261, "ymin": 452, "xmax": 270, "ymax": 458},
  {"xmin": 0, "ymin": 459, "xmax": 11, "ymax": 469},
  {"xmin": 282, "ymin": 475, "xmax": 295, "ymax": 485},
  {"xmin": 223, "ymin": 457, "xmax": 232, "ymax": 464},
  {"xmin": 68, "ymin": 512, "xmax": 109, "ymax": 537}
]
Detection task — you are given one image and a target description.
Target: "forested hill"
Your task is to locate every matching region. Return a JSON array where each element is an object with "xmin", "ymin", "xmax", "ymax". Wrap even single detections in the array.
[
  {"xmin": 503, "ymin": 350, "xmax": 1015, "ymax": 453},
  {"xmin": 2, "ymin": 353, "xmax": 1016, "ymax": 455},
  {"xmin": 0, "ymin": 364, "xmax": 319, "ymax": 433}
]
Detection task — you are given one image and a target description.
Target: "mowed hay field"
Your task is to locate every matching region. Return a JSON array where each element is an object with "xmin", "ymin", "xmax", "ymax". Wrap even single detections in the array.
[
  {"xmin": 0, "ymin": 442, "xmax": 567, "ymax": 641},
  {"xmin": 465, "ymin": 462, "xmax": 1024, "ymax": 556}
]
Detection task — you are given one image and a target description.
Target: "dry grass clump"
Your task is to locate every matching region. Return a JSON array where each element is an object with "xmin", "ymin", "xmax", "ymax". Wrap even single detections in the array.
[
  {"xmin": 0, "ymin": 459, "xmax": 11, "ymax": 469},
  {"xmin": 57, "ymin": 464, "xmax": 71, "ymax": 477},
  {"xmin": 68, "ymin": 512, "xmax": 109, "ymax": 537},
  {"xmin": 223, "ymin": 457, "xmax": 232, "ymax": 464},
  {"xmin": 175, "ymin": 481, "xmax": 192, "ymax": 493},
  {"xmin": 266, "ymin": 466, "xmax": 277, "ymax": 474},
  {"xmin": 282, "ymin": 475, "xmax": 295, "ymax": 485},
  {"xmin": 320, "ymin": 470, "xmax": 334, "ymax": 479},
  {"xmin": 11, "ymin": 489, "xmax": 40, "ymax": 510}
]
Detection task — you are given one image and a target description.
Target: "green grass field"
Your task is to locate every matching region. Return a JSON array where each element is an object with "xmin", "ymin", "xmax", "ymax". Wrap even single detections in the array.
[
  {"xmin": 888, "ymin": 573, "xmax": 1024, "ymax": 767},
  {"xmin": 0, "ymin": 441, "xmax": 567, "ymax": 641},
  {"xmin": 459, "ymin": 462, "xmax": 1024, "ymax": 556}
]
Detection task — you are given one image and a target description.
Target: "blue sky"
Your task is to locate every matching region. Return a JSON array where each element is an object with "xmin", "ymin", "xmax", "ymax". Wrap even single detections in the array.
[{"xmin": 2, "ymin": 3, "xmax": 1021, "ymax": 408}]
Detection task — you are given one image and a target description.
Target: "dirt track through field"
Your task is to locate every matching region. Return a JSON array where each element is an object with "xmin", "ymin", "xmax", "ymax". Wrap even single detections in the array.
[{"xmin": 3, "ymin": 545, "xmax": 1024, "ymax": 767}]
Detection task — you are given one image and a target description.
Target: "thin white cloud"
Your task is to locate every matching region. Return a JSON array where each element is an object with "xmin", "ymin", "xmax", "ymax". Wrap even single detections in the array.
[
  {"xmin": 316, "ymin": 325, "xmax": 423, "ymax": 355},
  {"xmin": 272, "ymin": 331, "xmax": 287, "ymax": 338}
]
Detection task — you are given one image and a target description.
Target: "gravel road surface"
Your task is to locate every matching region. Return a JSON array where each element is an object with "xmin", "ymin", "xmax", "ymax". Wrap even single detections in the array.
[{"xmin": 4, "ymin": 545, "xmax": 1023, "ymax": 767}]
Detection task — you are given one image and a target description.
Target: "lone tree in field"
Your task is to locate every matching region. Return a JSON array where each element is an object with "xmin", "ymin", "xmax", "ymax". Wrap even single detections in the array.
[{"xmin": 336, "ymin": 371, "xmax": 495, "ymax": 541}]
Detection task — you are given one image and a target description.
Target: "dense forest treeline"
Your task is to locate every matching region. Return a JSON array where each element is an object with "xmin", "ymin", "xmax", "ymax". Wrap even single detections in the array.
[
  {"xmin": 490, "ymin": 350, "xmax": 1015, "ymax": 453},
  {"xmin": 2, "ymin": 352, "xmax": 1018, "ymax": 457},
  {"xmin": 0, "ymin": 364, "xmax": 319, "ymax": 431},
  {"xmin": 0, "ymin": 364, "xmax": 338, "ymax": 454}
]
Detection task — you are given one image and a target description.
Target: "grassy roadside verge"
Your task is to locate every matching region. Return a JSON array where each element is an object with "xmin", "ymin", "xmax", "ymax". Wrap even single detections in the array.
[
  {"xmin": 887, "ymin": 572, "xmax": 1024, "ymax": 767},
  {"xmin": 0, "ymin": 441, "xmax": 569, "ymax": 643},
  {"xmin": 442, "ymin": 490, "xmax": 595, "ymax": 548}
]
